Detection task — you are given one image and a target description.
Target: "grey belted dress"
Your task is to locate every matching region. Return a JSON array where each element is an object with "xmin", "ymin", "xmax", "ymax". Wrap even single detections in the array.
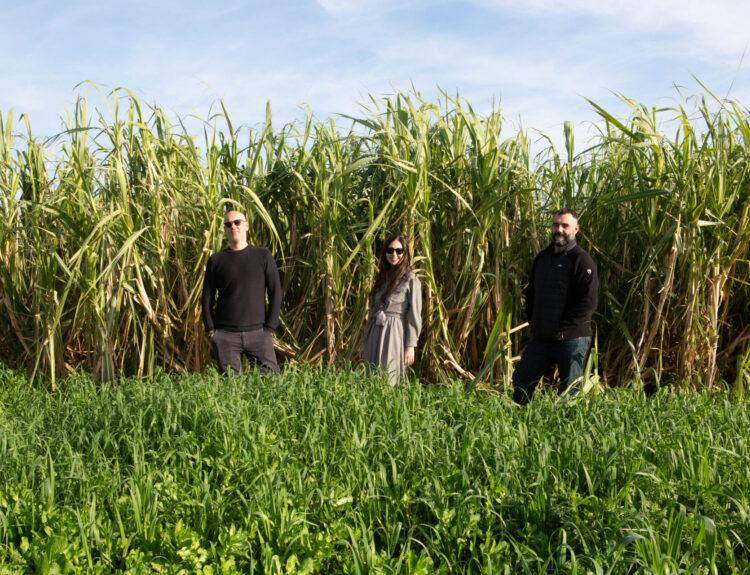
[{"xmin": 363, "ymin": 271, "xmax": 422, "ymax": 385}]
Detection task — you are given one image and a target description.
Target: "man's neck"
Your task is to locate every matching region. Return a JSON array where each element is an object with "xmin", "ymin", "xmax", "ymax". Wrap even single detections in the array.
[
  {"xmin": 228, "ymin": 239, "xmax": 248, "ymax": 251},
  {"xmin": 553, "ymin": 238, "xmax": 577, "ymax": 254}
]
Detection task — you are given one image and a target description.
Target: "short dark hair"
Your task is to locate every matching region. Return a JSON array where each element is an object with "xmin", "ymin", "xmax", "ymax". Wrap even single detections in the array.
[{"xmin": 554, "ymin": 207, "xmax": 578, "ymax": 220}]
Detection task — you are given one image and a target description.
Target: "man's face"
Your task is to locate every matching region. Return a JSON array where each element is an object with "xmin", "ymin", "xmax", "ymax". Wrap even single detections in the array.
[
  {"xmin": 223, "ymin": 211, "xmax": 248, "ymax": 242},
  {"xmin": 552, "ymin": 212, "xmax": 579, "ymax": 248}
]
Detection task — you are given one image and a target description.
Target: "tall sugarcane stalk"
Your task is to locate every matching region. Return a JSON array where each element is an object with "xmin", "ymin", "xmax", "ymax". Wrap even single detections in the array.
[{"xmin": 0, "ymin": 85, "xmax": 747, "ymax": 389}]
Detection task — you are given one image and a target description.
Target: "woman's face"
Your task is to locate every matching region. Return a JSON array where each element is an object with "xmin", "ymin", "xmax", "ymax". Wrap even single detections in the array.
[{"xmin": 385, "ymin": 239, "xmax": 405, "ymax": 267}]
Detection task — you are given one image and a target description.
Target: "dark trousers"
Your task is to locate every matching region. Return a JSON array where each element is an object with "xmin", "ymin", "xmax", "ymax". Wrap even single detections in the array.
[
  {"xmin": 210, "ymin": 329, "xmax": 279, "ymax": 375},
  {"xmin": 512, "ymin": 337, "xmax": 591, "ymax": 405}
]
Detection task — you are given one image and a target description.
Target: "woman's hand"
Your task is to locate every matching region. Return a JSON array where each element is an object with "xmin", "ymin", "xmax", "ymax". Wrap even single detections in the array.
[{"xmin": 404, "ymin": 346, "xmax": 415, "ymax": 366}]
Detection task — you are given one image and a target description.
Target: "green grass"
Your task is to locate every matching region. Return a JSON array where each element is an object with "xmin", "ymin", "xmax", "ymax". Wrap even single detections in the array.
[{"xmin": 0, "ymin": 365, "xmax": 748, "ymax": 573}]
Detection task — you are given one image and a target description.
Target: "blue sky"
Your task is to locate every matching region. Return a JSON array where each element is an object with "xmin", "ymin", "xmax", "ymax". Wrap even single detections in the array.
[{"xmin": 2, "ymin": 0, "xmax": 749, "ymax": 149}]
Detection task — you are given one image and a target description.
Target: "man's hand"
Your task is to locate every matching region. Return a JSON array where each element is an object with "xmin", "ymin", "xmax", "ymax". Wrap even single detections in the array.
[{"xmin": 404, "ymin": 346, "xmax": 415, "ymax": 366}]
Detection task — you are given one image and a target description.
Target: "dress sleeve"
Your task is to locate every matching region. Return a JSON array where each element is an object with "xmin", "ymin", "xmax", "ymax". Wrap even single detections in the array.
[
  {"xmin": 404, "ymin": 275, "xmax": 423, "ymax": 348},
  {"xmin": 363, "ymin": 293, "xmax": 374, "ymax": 341}
]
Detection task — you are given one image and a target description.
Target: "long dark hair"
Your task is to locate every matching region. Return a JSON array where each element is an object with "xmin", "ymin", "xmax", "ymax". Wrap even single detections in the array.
[{"xmin": 371, "ymin": 234, "xmax": 412, "ymax": 305}]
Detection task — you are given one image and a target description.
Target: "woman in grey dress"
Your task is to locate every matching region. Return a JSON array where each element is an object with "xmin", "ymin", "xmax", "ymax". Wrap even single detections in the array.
[{"xmin": 363, "ymin": 235, "xmax": 422, "ymax": 385}]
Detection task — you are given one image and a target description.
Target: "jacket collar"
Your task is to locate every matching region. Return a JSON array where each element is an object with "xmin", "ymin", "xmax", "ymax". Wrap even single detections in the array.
[{"xmin": 549, "ymin": 238, "xmax": 577, "ymax": 255}]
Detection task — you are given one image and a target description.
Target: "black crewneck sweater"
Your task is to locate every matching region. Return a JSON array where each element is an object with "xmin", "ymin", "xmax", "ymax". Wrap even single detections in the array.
[{"xmin": 201, "ymin": 246, "xmax": 281, "ymax": 333}]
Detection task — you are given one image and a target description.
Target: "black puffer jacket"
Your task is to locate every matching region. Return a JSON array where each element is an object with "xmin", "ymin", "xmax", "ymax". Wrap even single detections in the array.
[{"xmin": 525, "ymin": 240, "xmax": 598, "ymax": 341}]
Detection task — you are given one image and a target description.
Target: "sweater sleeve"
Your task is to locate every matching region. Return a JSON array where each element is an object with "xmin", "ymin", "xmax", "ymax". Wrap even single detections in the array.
[
  {"xmin": 560, "ymin": 252, "xmax": 598, "ymax": 334},
  {"xmin": 201, "ymin": 257, "xmax": 216, "ymax": 333},
  {"xmin": 404, "ymin": 275, "xmax": 423, "ymax": 348},
  {"xmin": 264, "ymin": 250, "xmax": 282, "ymax": 331}
]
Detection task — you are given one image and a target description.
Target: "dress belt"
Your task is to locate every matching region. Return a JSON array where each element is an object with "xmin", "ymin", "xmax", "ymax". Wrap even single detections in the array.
[
  {"xmin": 384, "ymin": 310, "xmax": 407, "ymax": 318},
  {"xmin": 375, "ymin": 309, "xmax": 407, "ymax": 326}
]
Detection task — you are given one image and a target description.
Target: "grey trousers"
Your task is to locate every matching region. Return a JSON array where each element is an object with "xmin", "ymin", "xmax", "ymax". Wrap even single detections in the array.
[{"xmin": 209, "ymin": 329, "xmax": 279, "ymax": 375}]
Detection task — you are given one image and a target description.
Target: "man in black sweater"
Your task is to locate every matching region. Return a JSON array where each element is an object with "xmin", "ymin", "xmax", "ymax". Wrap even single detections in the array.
[
  {"xmin": 512, "ymin": 208, "xmax": 598, "ymax": 405},
  {"xmin": 202, "ymin": 210, "xmax": 281, "ymax": 374}
]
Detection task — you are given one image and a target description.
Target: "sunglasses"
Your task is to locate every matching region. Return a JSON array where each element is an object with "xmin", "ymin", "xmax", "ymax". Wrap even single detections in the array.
[
  {"xmin": 224, "ymin": 219, "xmax": 246, "ymax": 228},
  {"xmin": 385, "ymin": 247, "xmax": 405, "ymax": 255}
]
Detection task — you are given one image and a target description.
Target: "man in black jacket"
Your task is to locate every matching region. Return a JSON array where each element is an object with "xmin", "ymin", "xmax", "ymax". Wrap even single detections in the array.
[
  {"xmin": 512, "ymin": 208, "xmax": 598, "ymax": 404},
  {"xmin": 202, "ymin": 210, "xmax": 281, "ymax": 374}
]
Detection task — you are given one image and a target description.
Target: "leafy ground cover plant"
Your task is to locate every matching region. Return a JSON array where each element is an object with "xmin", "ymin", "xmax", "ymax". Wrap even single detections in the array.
[{"xmin": 0, "ymin": 364, "xmax": 748, "ymax": 573}]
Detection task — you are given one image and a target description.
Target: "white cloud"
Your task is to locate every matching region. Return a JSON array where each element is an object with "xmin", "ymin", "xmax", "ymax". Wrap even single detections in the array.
[
  {"xmin": 315, "ymin": 0, "xmax": 416, "ymax": 15},
  {"xmin": 1, "ymin": 0, "xmax": 748, "ymax": 149},
  {"xmin": 470, "ymin": 0, "xmax": 750, "ymax": 56}
]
